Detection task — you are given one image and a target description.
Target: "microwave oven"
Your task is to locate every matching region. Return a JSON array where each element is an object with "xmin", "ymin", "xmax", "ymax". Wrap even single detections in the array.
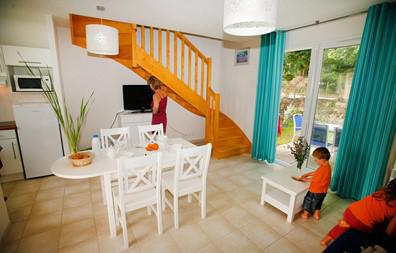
[{"xmin": 13, "ymin": 75, "xmax": 52, "ymax": 92}]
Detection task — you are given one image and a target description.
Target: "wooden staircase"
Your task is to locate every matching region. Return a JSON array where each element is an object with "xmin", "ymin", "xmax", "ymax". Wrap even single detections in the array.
[{"xmin": 69, "ymin": 14, "xmax": 251, "ymax": 159}]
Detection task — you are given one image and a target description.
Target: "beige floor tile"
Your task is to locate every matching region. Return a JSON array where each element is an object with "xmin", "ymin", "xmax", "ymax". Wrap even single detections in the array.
[
  {"xmin": 2, "ymin": 221, "xmax": 27, "ymax": 243},
  {"xmin": 264, "ymin": 238, "xmax": 304, "ymax": 253},
  {"xmin": 94, "ymin": 213, "xmax": 110, "ymax": 237},
  {"xmin": 31, "ymin": 198, "xmax": 63, "ymax": 217},
  {"xmin": 138, "ymin": 233, "xmax": 181, "ymax": 253},
  {"xmin": 64, "ymin": 182, "xmax": 90, "ymax": 195},
  {"xmin": 258, "ymin": 205, "xmax": 296, "ymax": 236},
  {"xmin": 59, "ymin": 238, "xmax": 99, "ymax": 253},
  {"xmin": 64, "ymin": 178, "xmax": 90, "ymax": 186},
  {"xmin": 59, "ymin": 218, "xmax": 96, "ymax": 248},
  {"xmin": 213, "ymin": 230, "xmax": 261, "ymax": 253},
  {"xmin": 194, "ymin": 243, "xmax": 221, "ymax": 253},
  {"xmin": 207, "ymin": 193, "xmax": 233, "ymax": 211},
  {"xmin": 170, "ymin": 223, "xmax": 211, "ymax": 253},
  {"xmin": 17, "ymin": 228, "xmax": 60, "ymax": 253},
  {"xmin": 8, "ymin": 206, "xmax": 32, "ymax": 222},
  {"xmin": 7, "ymin": 193, "xmax": 36, "ymax": 210},
  {"xmin": 36, "ymin": 186, "xmax": 65, "ymax": 202},
  {"xmin": 39, "ymin": 176, "xmax": 65, "ymax": 190},
  {"xmin": 62, "ymin": 203, "xmax": 93, "ymax": 225},
  {"xmin": 64, "ymin": 191, "xmax": 91, "ymax": 208},
  {"xmin": 1, "ymin": 182, "xmax": 17, "ymax": 197},
  {"xmin": 285, "ymin": 226, "xmax": 325, "ymax": 253},
  {"xmin": 10, "ymin": 181, "xmax": 41, "ymax": 196},
  {"xmin": 221, "ymin": 206, "xmax": 260, "ymax": 228},
  {"xmin": 91, "ymin": 190, "xmax": 104, "ymax": 203},
  {"xmin": 97, "ymin": 231, "xmax": 137, "ymax": 253},
  {"xmin": 23, "ymin": 213, "xmax": 62, "ymax": 237},
  {"xmin": 240, "ymin": 220, "xmax": 282, "ymax": 250},
  {"xmin": 198, "ymin": 214, "xmax": 236, "ymax": 241},
  {"xmin": 130, "ymin": 217, "xmax": 160, "ymax": 244}
]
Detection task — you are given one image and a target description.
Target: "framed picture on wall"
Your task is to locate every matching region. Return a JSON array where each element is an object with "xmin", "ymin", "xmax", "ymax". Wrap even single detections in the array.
[{"xmin": 235, "ymin": 48, "xmax": 249, "ymax": 65}]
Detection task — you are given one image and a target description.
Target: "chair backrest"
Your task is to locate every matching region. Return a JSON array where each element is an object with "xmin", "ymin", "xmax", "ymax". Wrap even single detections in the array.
[
  {"xmin": 311, "ymin": 123, "xmax": 328, "ymax": 147},
  {"xmin": 138, "ymin": 124, "xmax": 164, "ymax": 145},
  {"xmin": 116, "ymin": 153, "xmax": 162, "ymax": 206},
  {"xmin": 100, "ymin": 127, "xmax": 130, "ymax": 149},
  {"xmin": 334, "ymin": 127, "xmax": 342, "ymax": 147},
  {"xmin": 173, "ymin": 143, "xmax": 212, "ymax": 190},
  {"xmin": 293, "ymin": 114, "xmax": 303, "ymax": 132}
]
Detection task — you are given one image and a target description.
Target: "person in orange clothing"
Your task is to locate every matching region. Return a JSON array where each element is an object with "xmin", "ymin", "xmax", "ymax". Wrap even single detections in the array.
[
  {"xmin": 321, "ymin": 178, "xmax": 396, "ymax": 246},
  {"xmin": 299, "ymin": 147, "xmax": 332, "ymax": 220}
]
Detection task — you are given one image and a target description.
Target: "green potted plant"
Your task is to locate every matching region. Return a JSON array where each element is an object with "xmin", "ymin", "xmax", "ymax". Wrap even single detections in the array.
[
  {"xmin": 290, "ymin": 136, "xmax": 310, "ymax": 171},
  {"xmin": 22, "ymin": 57, "xmax": 94, "ymax": 166}
]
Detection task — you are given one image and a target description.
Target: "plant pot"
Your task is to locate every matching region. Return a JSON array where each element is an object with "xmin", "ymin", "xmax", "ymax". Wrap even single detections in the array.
[{"xmin": 68, "ymin": 151, "xmax": 94, "ymax": 167}]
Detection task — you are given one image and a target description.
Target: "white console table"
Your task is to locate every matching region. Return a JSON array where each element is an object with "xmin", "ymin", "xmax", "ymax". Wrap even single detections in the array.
[
  {"xmin": 260, "ymin": 167, "xmax": 311, "ymax": 222},
  {"xmin": 118, "ymin": 112, "xmax": 152, "ymax": 144}
]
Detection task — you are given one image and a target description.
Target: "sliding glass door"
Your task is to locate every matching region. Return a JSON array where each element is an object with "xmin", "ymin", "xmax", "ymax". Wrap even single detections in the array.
[
  {"xmin": 306, "ymin": 45, "xmax": 359, "ymax": 169},
  {"xmin": 276, "ymin": 49, "xmax": 311, "ymax": 164}
]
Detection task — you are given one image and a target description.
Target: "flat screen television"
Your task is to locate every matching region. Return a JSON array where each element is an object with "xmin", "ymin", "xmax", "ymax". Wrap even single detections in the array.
[{"xmin": 122, "ymin": 85, "xmax": 153, "ymax": 112}]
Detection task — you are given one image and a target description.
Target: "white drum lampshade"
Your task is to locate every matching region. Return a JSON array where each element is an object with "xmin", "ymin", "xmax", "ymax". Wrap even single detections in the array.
[
  {"xmin": 86, "ymin": 24, "xmax": 119, "ymax": 55},
  {"xmin": 223, "ymin": 0, "xmax": 278, "ymax": 36}
]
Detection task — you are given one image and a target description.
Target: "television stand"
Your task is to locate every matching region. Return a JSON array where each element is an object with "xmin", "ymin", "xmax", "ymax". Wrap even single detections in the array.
[{"xmin": 118, "ymin": 112, "xmax": 152, "ymax": 143}]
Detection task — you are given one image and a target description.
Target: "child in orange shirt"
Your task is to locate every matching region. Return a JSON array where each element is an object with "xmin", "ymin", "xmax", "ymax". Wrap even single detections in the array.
[
  {"xmin": 299, "ymin": 147, "xmax": 332, "ymax": 220},
  {"xmin": 321, "ymin": 178, "xmax": 396, "ymax": 246}
]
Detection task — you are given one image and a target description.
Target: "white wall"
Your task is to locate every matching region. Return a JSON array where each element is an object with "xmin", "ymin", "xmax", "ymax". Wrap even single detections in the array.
[
  {"xmin": 219, "ymin": 13, "xmax": 367, "ymax": 141},
  {"xmin": 56, "ymin": 27, "xmax": 208, "ymax": 148}
]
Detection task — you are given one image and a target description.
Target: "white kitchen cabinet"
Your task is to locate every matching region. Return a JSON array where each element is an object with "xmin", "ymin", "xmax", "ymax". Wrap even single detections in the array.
[
  {"xmin": 118, "ymin": 112, "xmax": 152, "ymax": 144},
  {"xmin": 2, "ymin": 45, "xmax": 51, "ymax": 67},
  {"xmin": 0, "ymin": 130, "xmax": 23, "ymax": 176},
  {"xmin": 0, "ymin": 47, "xmax": 7, "ymax": 85}
]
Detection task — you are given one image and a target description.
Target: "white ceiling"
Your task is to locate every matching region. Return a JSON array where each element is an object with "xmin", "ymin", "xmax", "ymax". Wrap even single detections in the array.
[{"xmin": 0, "ymin": 0, "xmax": 390, "ymax": 40}]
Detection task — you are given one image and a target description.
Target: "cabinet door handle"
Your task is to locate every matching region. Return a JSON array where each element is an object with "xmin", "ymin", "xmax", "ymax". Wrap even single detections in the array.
[{"xmin": 11, "ymin": 142, "xmax": 16, "ymax": 159}]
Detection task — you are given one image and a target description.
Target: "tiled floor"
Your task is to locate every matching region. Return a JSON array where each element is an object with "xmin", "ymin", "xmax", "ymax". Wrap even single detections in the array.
[{"xmin": 0, "ymin": 155, "xmax": 350, "ymax": 253}]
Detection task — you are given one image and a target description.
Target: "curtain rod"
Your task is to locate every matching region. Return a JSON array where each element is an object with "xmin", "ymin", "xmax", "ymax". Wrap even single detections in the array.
[{"xmin": 285, "ymin": 10, "xmax": 368, "ymax": 32}]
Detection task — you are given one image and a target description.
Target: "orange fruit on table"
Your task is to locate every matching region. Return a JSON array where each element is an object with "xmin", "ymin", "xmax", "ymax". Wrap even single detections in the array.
[
  {"xmin": 151, "ymin": 143, "xmax": 159, "ymax": 150},
  {"xmin": 145, "ymin": 144, "xmax": 153, "ymax": 151}
]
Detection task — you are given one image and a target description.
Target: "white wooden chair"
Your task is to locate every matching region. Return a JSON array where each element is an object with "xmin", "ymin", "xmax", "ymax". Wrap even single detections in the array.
[
  {"xmin": 161, "ymin": 143, "xmax": 212, "ymax": 228},
  {"xmin": 99, "ymin": 127, "xmax": 130, "ymax": 203},
  {"xmin": 100, "ymin": 127, "xmax": 130, "ymax": 149},
  {"xmin": 113, "ymin": 153, "xmax": 163, "ymax": 248},
  {"xmin": 137, "ymin": 124, "xmax": 164, "ymax": 145}
]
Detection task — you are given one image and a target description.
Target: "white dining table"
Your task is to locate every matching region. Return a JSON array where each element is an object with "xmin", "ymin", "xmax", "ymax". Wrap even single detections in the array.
[{"xmin": 51, "ymin": 138, "xmax": 195, "ymax": 237}]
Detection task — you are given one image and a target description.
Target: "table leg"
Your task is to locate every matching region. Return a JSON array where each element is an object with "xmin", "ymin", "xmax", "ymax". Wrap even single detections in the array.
[
  {"xmin": 103, "ymin": 174, "xmax": 116, "ymax": 237},
  {"xmin": 260, "ymin": 178, "xmax": 267, "ymax": 205},
  {"xmin": 287, "ymin": 195, "xmax": 296, "ymax": 223}
]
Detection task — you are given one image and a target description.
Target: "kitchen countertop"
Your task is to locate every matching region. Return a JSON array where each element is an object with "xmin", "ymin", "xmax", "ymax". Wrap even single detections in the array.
[{"xmin": 0, "ymin": 121, "xmax": 17, "ymax": 131}]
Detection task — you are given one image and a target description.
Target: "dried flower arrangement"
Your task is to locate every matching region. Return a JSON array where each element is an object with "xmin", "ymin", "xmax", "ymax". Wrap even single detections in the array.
[{"xmin": 290, "ymin": 136, "xmax": 310, "ymax": 170}]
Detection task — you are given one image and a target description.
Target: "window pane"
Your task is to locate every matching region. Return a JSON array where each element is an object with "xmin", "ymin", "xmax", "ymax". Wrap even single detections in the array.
[{"xmin": 276, "ymin": 49, "xmax": 311, "ymax": 164}]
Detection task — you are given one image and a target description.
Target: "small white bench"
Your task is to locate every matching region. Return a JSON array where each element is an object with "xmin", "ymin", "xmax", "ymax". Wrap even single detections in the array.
[{"xmin": 260, "ymin": 167, "xmax": 311, "ymax": 222}]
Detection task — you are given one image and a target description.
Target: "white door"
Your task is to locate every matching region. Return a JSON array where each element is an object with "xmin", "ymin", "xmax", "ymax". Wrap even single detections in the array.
[{"xmin": 13, "ymin": 103, "xmax": 63, "ymax": 178}]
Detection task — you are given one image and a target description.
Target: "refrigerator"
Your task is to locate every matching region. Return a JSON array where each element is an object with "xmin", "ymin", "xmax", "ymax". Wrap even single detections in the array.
[{"xmin": 13, "ymin": 103, "xmax": 64, "ymax": 178}]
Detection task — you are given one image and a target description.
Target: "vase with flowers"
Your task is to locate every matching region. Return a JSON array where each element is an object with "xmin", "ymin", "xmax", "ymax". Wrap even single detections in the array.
[{"xmin": 290, "ymin": 136, "xmax": 310, "ymax": 171}]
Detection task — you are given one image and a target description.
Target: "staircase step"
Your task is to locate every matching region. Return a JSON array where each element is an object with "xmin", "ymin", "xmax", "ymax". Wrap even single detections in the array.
[{"xmin": 213, "ymin": 143, "xmax": 250, "ymax": 159}]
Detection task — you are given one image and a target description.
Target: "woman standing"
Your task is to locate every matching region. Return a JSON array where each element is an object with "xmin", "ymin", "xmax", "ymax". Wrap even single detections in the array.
[{"xmin": 147, "ymin": 76, "xmax": 167, "ymax": 133}]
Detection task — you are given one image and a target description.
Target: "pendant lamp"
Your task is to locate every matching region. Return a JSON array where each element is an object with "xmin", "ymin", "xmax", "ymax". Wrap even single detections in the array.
[
  {"xmin": 223, "ymin": 0, "xmax": 278, "ymax": 36},
  {"xmin": 86, "ymin": 24, "xmax": 119, "ymax": 55}
]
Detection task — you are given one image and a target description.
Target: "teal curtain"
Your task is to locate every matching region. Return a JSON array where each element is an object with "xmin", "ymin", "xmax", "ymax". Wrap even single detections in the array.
[
  {"xmin": 331, "ymin": 2, "xmax": 396, "ymax": 200},
  {"xmin": 252, "ymin": 31, "xmax": 286, "ymax": 163}
]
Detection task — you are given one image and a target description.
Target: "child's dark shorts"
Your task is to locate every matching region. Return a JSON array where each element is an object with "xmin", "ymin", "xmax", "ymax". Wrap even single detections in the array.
[{"xmin": 303, "ymin": 191, "xmax": 326, "ymax": 214}]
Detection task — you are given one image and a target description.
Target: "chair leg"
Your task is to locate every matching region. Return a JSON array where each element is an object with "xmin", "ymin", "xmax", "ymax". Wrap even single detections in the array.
[
  {"xmin": 162, "ymin": 185, "xmax": 166, "ymax": 211},
  {"xmin": 201, "ymin": 190, "xmax": 206, "ymax": 219},
  {"xmin": 156, "ymin": 202, "xmax": 163, "ymax": 234},
  {"xmin": 121, "ymin": 211, "xmax": 128, "ymax": 249},
  {"xmin": 174, "ymin": 196, "xmax": 179, "ymax": 229},
  {"xmin": 187, "ymin": 194, "xmax": 192, "ymax": 203}
]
